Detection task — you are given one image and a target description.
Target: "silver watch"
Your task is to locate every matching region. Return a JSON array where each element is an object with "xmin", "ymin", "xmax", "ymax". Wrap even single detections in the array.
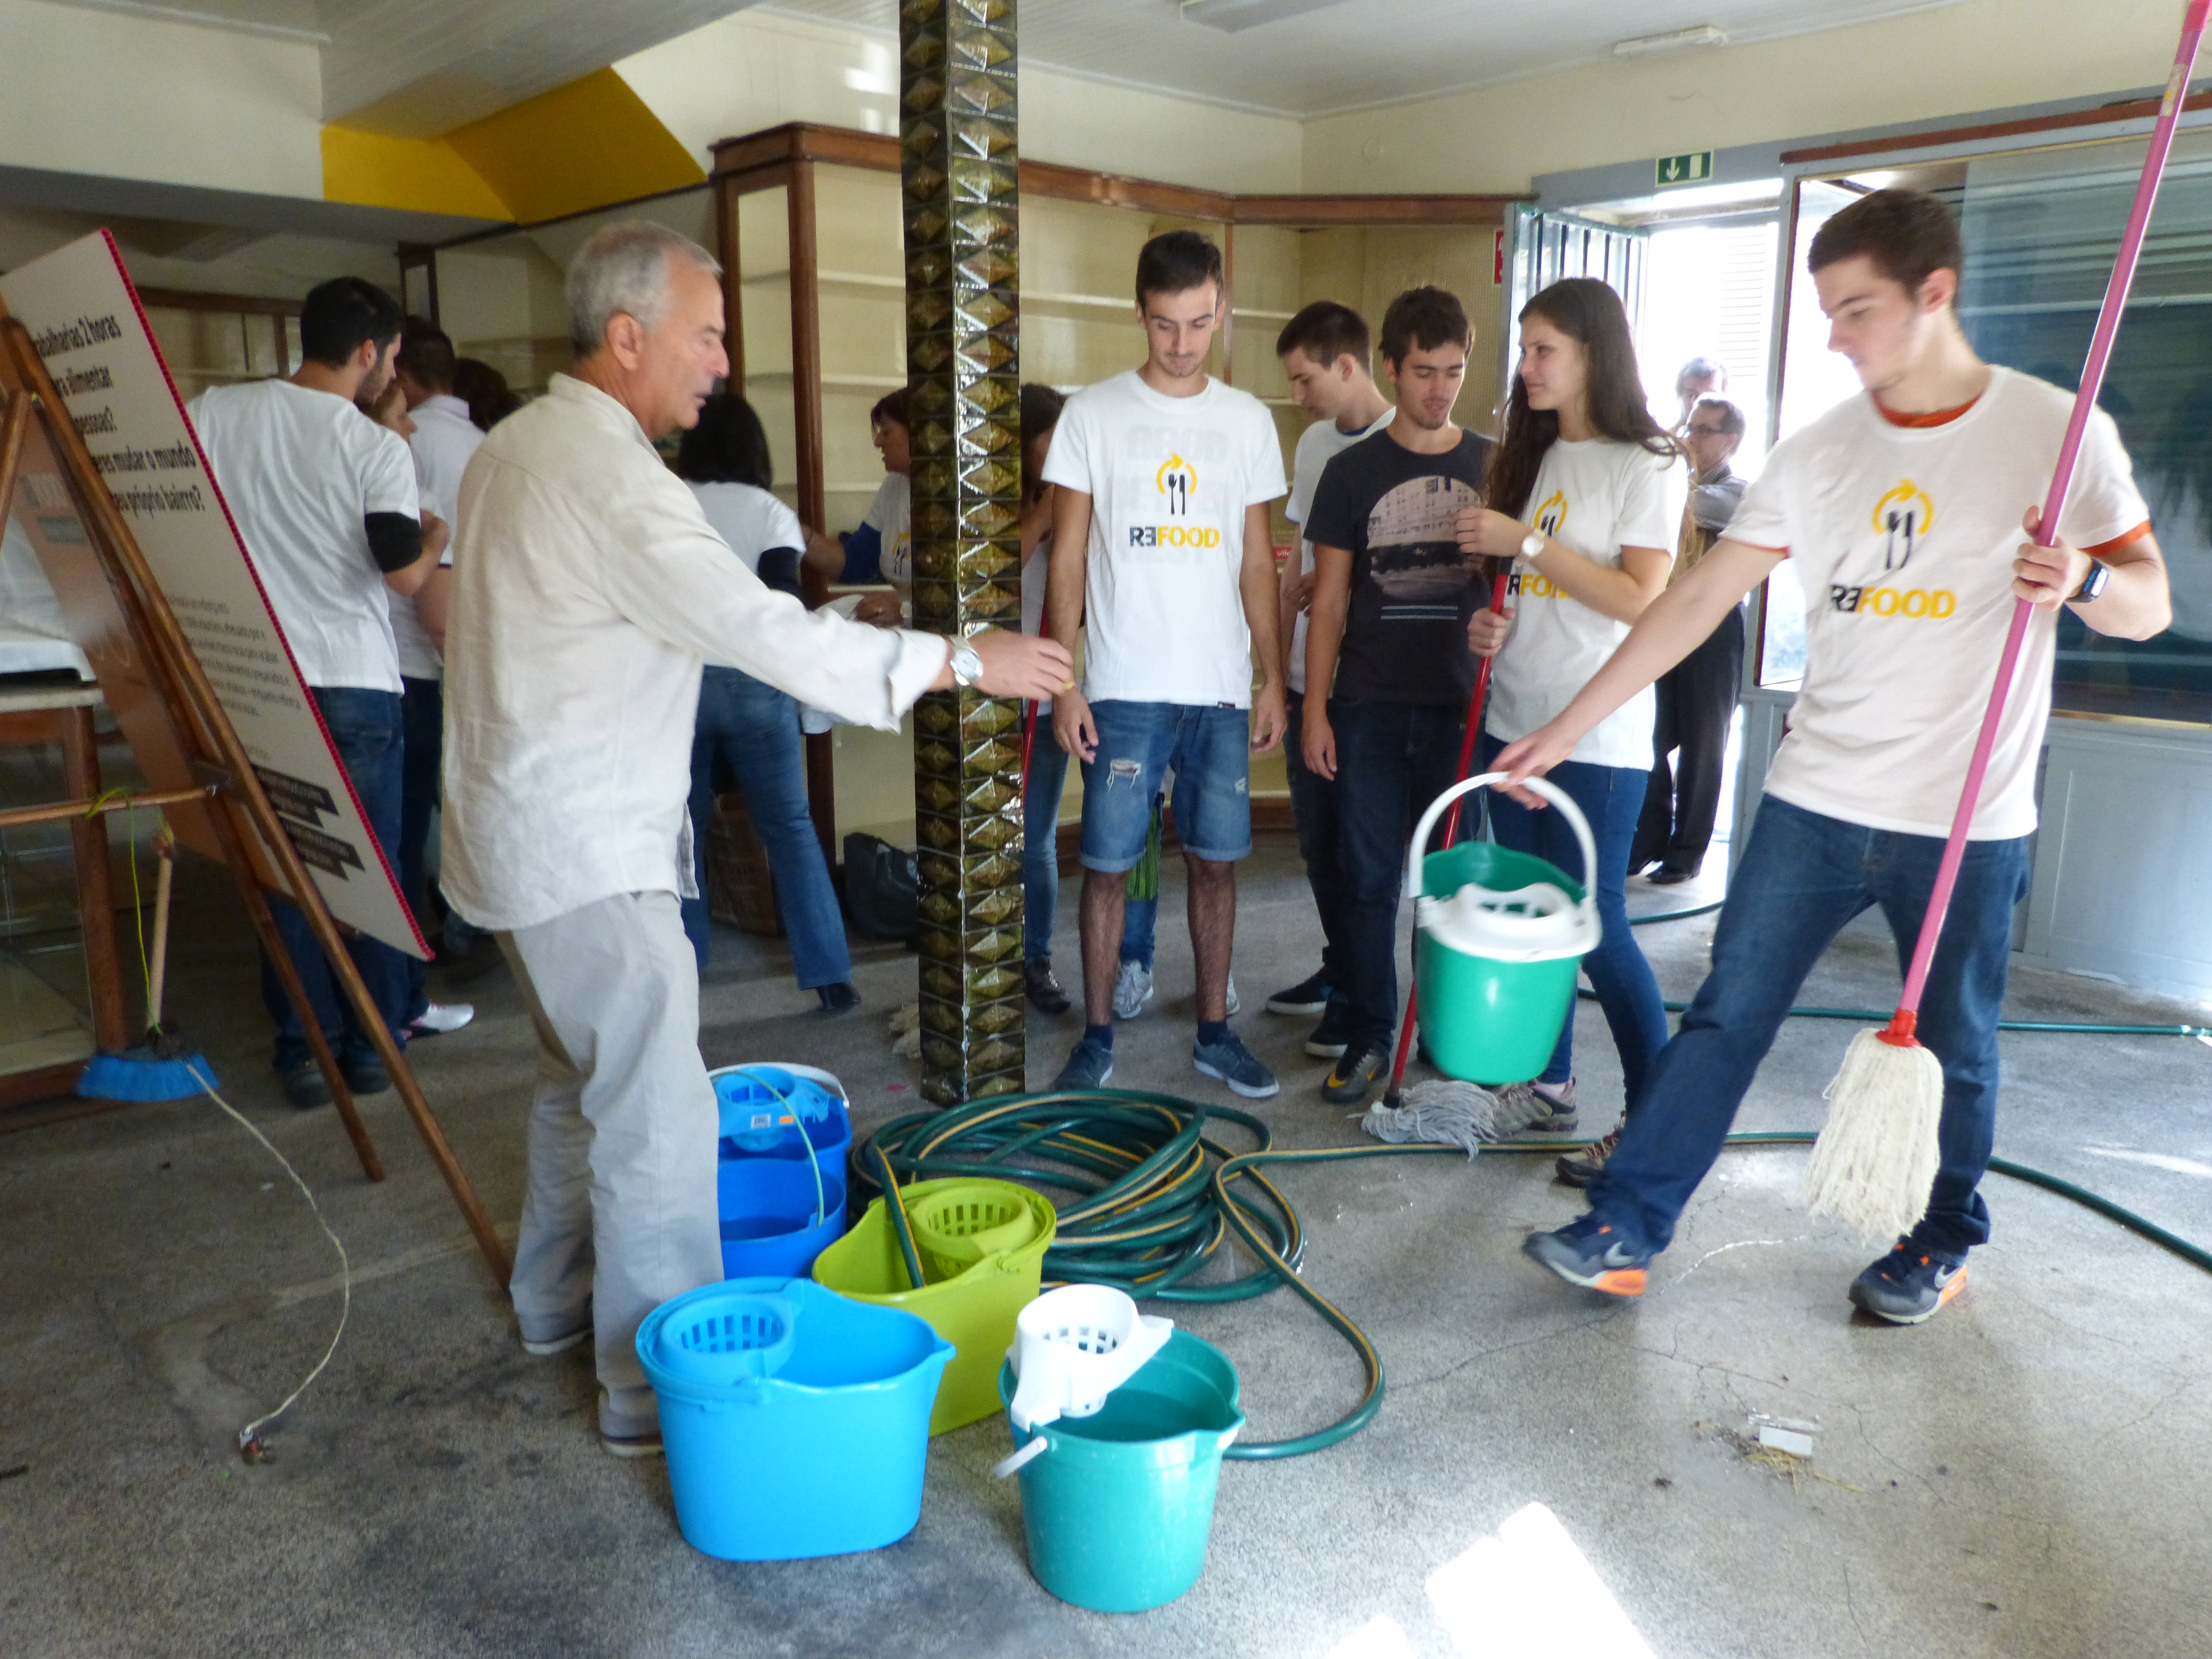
[
  {"xmin": 1519, "ymin": 529, "xmax": 1546, "ymax": 561},
  {"xmin": 949, "ymin": 641, "xmax": 984, "ymax": 688}
]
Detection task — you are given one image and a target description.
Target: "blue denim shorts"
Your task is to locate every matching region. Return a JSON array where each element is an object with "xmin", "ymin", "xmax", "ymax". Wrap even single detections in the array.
[{"xmin": 1079, "ymin": 700, "xmax": 1252, "ymax": 871}]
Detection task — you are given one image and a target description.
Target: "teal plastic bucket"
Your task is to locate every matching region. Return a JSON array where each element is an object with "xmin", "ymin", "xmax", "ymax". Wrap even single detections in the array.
[
  {"xmin": 996, "ymin": 1329, "xmax": 1244, "ymax": 1613},
  {"xmin": 1407, "ymin": 773, "xmax": 1599, "ymax": 1086},
  {"xmin": 638, "ymin": 1276, "xmax": 952, "ymax": 1561}
]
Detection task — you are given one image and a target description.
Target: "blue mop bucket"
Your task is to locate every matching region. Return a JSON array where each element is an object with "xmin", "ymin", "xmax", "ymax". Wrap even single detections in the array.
[
  {"xmin": 638, "ymin": 1276, "xmax": 953, "ymax": 1561},
  {"xmin": 1407, "ymin": 774, "xmax": 1600, "ymax": 1085},
  {"xmin": 717, "ymin": 1156, "xmax": 847, "ymax": 1279},
  {"xmin": 709, "ymin": 1063, "xmax": 851, "ymax": 1167}
]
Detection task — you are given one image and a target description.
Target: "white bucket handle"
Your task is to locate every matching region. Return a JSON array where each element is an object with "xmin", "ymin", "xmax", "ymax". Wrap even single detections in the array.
[{"xmin": 1404, "ymin": 772, "xmax": 1600, "ymax": 906}]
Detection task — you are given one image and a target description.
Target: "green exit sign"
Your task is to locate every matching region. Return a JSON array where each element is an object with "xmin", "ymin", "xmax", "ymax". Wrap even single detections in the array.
[{"xmin": 1656, "ymin": 151, "xmax": 1714, "ymax": 188}]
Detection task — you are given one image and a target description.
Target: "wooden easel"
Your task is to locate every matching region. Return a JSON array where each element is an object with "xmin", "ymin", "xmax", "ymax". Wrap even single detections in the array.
[{"xmin": 0, "ymin": 317, "xmax": 510, "ymax": 1285}]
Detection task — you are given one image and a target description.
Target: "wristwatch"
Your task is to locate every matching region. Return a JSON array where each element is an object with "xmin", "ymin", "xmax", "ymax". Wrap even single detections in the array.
[
  {"xmin": 2069, "ymin": 559, "xmax": 2111, "ymax": 604},
  {"xmin": 1519, "ymin": 529, "xmax": 1547, "ymax": 562},
  {"xmin": 949, "ymin": 640, "xmax": 984, "ymax": 688}
]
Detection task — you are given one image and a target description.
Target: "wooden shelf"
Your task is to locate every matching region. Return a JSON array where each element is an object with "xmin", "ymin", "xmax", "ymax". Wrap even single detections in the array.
[{"xmin": 745, "ymin": 371, "xmax": 906, "ymax": 390}]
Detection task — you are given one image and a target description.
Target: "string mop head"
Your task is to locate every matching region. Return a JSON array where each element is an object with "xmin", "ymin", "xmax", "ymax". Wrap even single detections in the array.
[
  {"xmin": 1360, "ymin": 1079, "xmax": 1546, "ymax": 1157},
  {"xmin": 1803, "ymin": 1023, "xmax": 1943, "ymax": 1241}
]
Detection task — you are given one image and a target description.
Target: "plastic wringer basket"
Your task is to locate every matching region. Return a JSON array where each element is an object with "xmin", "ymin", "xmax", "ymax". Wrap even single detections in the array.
[
  {"xmin": 1407, "ymin": 772, "xmax": 1601, "ymax": 1086},
  {"xmin": 997, "ymin": 1284, "xmax": 1174, "ymax": 1475},
  {"xmin": 909, "ymin": 1180, "xmax": 1042, "ymax": 1282}
]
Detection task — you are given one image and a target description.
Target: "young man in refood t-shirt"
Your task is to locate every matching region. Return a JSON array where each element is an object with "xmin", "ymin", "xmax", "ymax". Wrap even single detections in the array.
[
  {"xmin": 1299, "ymin": 287, "xmax": 1492, "ymax": 1106},
  {"xmin": 1044, "ymin": 230, "xmax": 1290, "ymax": 1098},
  {"xmin": 1503, "ymin": 188, "xmax": 2171, "ymax": 1323}
]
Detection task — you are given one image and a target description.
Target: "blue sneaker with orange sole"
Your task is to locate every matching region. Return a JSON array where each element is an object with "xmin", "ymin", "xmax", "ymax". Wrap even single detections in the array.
[
  {"xmin": 1523, "ymin": 1214, "xmax": 1651, "ymax": 1297},
  {"xmin": 1849, "ymin": 1244, "xmax": 1968, "ymax": 1324}
]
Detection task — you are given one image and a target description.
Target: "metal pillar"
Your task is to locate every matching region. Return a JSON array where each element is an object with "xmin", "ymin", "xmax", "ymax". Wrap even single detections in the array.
[{"xmin": 900, "ymin": 0, "xmax": 1027, "ymax": 1105}]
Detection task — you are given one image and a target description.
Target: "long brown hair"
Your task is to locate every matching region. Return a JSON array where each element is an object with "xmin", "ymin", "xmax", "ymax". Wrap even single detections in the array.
[{"xmin": 1485, "ymin": 277, "xmax": 1678, "ymax": 521}]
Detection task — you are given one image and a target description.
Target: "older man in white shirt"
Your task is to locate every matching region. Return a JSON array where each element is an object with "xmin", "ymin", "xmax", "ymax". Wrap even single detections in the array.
[{"xmin": 442, "ymin": 222, "xmax": 1069, "ymax": 1455}]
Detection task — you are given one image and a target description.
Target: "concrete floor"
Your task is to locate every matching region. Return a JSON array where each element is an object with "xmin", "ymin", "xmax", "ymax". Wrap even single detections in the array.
[{"xmin": 4, "ymin": 837, "xmax": 2212, "ymax": 1659}]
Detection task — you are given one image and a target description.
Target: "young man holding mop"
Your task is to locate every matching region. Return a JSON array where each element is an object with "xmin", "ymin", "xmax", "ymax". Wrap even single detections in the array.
[{"xmin": 1503, "ymin": 188, "xmax": 2170, "ymax": 1321}]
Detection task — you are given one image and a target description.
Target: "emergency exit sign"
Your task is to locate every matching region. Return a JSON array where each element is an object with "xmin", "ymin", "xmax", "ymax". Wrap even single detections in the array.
[{"xmin": 1656, "ymin": 150, "xmax": 1714, "ymax": 188}]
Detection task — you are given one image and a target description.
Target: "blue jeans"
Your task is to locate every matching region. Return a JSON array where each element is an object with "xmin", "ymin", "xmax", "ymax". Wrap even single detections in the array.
[
  {"xmin": 1023, "ymin": 713, "xmax": 1070, "ymax": 962},
  {"xmin": 681, "ymin": 665, "xmax": 852, "ymax": 988},
  {"xmin": 261, "ymin": 686, "xmax": 412, "ymax": 1073},
  {"xmin": 1284, "ymin": 701, "xmax": 1348, "ymax": 990},
  {"xmin": 1589, "ymin": 795, "xmax": 2031, "ymax": 1262},
  {"xmin": 1334, "ymin": 698, "xmax": 1468, "ymax": 1052},
  {"xmin": 1079, "ymin": 701, "xmax": 1252, "ymax": 871},
  {"xmin": 1479, "ymin": 733, "xmax": 1668, "ymax": 1106},
  {"xmin": 398, "ymin": 675, "xmax": 442, "ymax": 1022}
]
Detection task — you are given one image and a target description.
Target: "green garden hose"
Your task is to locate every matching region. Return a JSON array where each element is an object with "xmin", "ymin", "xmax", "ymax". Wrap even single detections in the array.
[{"xmin": 855, "ymin": 1082, "xmax": 2212, "ymax": 1462}]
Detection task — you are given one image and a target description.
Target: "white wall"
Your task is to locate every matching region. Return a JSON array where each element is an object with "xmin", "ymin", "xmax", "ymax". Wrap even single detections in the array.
[
  {"xmin": 1300, "ymin": 0, "xmax": 2194, "ymax": 194},
  {"xmin": 618, "ymin": 8, "xmax": 1301, "ymax": 193},
  {"xmin": 0, "ymin": 0, "xmax": 323, "ymax": 199}
]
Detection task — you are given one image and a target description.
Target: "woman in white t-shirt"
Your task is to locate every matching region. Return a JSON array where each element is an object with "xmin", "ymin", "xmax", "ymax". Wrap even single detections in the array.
[
  {"xmin": 676, "ymin": 394, "xmax": 858, "ymax": 1011},
  {"xmin": 1456, "ymin": 277, "xmax": 1684, "ymax": 1168}
]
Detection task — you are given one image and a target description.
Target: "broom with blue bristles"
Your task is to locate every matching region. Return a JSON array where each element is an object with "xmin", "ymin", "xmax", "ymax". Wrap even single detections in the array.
[{"xmin": 79, "ymin": 821, "xmax": 216, "ymax": 1102}]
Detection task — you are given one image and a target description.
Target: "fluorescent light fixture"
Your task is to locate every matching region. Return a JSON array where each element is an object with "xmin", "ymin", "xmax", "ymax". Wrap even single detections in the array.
[
  {"xmin": 1180, "ymin": 0, "xmax": 1355, "ymax": 33},
  {"xmin": 1613, "ymin": 24, "xmax": 1730, "ymax": 58}
]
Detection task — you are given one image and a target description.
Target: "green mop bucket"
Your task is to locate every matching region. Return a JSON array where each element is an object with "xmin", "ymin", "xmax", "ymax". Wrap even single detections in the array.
[
  {"xmin": 996, "ymin": 1329, "xmax": 1244, "ymax": 1613},
  {"xmin": 1408, "ymin": 772, "xmax": 1600, "ymax": 1086},
  {"xmin": 813, "ymin": 1177, "xmax": 1056, "ymax": 1435}
]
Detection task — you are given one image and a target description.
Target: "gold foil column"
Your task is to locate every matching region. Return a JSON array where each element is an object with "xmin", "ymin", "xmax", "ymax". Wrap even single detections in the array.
[{"xmin": 901, "ymin": 0, "xmax": 1026, "ymax": 1105}]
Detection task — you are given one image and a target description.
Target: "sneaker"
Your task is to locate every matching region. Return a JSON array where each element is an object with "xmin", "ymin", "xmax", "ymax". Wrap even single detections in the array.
[
  {"xmin": 1522, "ymin": 1214, "xmax": 1651, "ymax": 1297},
  {"xmin": 1113, "ymin": 960, "xmax": 1154, "ymax": 1021},
  {"xmin": 1024, "ymin": 958, "xmax": 1071, "ymax": 1014},
  {"xmin": 1224, "ymin": 974, "xmax": 1240, "ymax": 1017},
  {"xmin": 1497, "ymin": 1078, "xmax": 1577, "ymax": 1134},
  {"xmin": 816, "ymin": 981, "xmax": 861, "ymax": 1014},
  {"xmin": 1053, "ymin": 1037, "xmax": 1114, "ymax": 1091},
  {"xmin": 1555, "ymin": 1126, "xmax": 1619, "ymax": 1188},
  {"xmin": 519, "ymin": 1311, "xmax": 591, "ymax": 1357},
  {"xmin": 1321, "ymin": 1043, "xmax": 1386, "ymax": 1106},
  {"xmin": 279, "ymin": 1060, "xmax": 331, "ymax": 1110},
  {"xmin": 599, "ymin": 1387, "xmax": 663, "ymax": 1459},
  {"xmin": 1192, "ymin": 1031, "xmax": 1279, "ymax": 1099},
  {"xmin": 1304, "ymin": 998, "xmax": 1354, "ymax": 1060},
  {"xmin": 343, "ymin": 1055, "xmax": 391, "ymax": 1096},
  {"xmin": 406, "ymin": 1001, "xmax": 475, "ymax": 1039},
  {"xmin": 1849, "ymin": 1245, "xmax": 1969, "ymax": 1325},
  {"xmin": 1266, "ymin": 969, "xmax": 1333, "ymax": 1017}
]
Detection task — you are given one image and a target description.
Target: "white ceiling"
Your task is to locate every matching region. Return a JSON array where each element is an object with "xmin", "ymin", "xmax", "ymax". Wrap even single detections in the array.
[
  {"xmin": 760, "ymin": 0, "xmax": 1970, "ymax": 119},
  {"xmin": 50, "ymin": 0, "xmax": 1967, "ymax": 135}
]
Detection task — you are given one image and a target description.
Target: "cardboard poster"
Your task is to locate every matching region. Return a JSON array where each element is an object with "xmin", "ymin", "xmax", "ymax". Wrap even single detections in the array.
[{"xmin": 0, "ymin": 231, "xmax": 428, "ymax": 958}]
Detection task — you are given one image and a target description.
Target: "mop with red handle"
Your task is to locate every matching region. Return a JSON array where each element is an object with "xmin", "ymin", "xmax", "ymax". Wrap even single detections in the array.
[{"xmin": 1803, "ymin": 0, "xmax": 2210, "ymax": 1240}]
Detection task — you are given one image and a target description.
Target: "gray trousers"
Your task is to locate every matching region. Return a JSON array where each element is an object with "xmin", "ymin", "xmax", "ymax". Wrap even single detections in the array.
[{"xmin": 499, "ymin": 890, "xmax": 721, "ymax": 1426}]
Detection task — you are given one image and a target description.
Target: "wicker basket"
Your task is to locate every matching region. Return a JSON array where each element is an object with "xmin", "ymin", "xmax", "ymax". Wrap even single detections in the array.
[{"xmin": 706, "ymin": 792, "xmax": 783, "ymax": 938}]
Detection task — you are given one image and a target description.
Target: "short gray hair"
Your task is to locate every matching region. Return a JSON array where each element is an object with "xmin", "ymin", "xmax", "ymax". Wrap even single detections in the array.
[
  {"xmin": 566, "ymin": 221, "xmax": 722, "ymax": 356},
  {"xmin": 1675, "ymin": 355, "xmax": 1726, "ymax": 397}
]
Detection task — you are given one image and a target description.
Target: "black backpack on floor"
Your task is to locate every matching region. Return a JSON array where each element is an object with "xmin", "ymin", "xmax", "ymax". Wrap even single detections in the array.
[{"xmin": 843, "ymin": 831, "xmax": 919, "ymax": 943}]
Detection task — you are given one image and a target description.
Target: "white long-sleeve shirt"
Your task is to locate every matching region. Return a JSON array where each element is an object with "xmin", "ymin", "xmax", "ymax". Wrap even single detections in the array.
[{"xmin": 440, "ymin": 373, "xmax": 946, "ymax": 931}]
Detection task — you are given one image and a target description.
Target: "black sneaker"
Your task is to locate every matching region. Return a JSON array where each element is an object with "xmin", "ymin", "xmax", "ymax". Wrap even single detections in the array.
[
  {"xmin": 1265, "ymin": 970, "xmax": 1333, "ymax": 1017},
  {"xmin": 1053, "ymin": 1037, "xmax": 1114, "ymax": 1091},
  {"xmin": 1303, "ymin": 998, "xmax": 1354, "ymax": 1060},
  {"xmin": 1024, "ymin": 958, "xmax": 1071, "ymax": 1014},
  {"xmin": 1321, "ymin": 1044, "xmax": 1386, "ymax": 1106},
  {"xmin": 1555, "ymin": 1126, "xmax": 1619, "ymax": 1188},
  {"xmin": 1192, "ymin": 1032, "xmax": 1279, "ymax": 1099},
  {"xmin": 1522, "ymin": 1214, "xmax": 1651, "ymax": 1296},
  {"xmin": 816, "ymin": 981, "xmax": 861, "ymax": 1014},
  {"xmin": 279, "ymin": 1060, "xmax": 332, "ymax": 1110},
  {"xmin": 343, "ymin": 1055, "xmax": 391, "ymax": 1096},
  {"xmin": 1849, "ymin": 1244, "xmax": 1969, "ymax": 1324}
]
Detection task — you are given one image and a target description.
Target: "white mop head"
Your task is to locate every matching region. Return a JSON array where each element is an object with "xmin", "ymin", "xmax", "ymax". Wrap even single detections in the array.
[
  {"xmin": 1803, "ymin": 1028, "xmax": 1944, "ymax": 1241},
  {"xmin": 889, "ymin": 1000, "xmax": 923, "ymax": 1061},
  {"xmin": 1359, "ymin": 1080, "xmax": 1544, "ymax": 1157}
]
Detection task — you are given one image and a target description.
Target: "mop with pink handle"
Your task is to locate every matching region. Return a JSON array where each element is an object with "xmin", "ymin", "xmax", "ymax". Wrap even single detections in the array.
[{"xmin": 1803, "ymin": 0, "xmax": 2209, "ymax": 1240}]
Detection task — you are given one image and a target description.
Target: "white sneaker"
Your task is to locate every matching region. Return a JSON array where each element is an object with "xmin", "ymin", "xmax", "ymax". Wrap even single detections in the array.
[
  {"xmin": 408, "ymin": 1001, "xmax": 475, "ymax": 1038},
  {"xmin": 1113, "ymin": 960, "xmax": 1154, "ymax": 1021},
  {"xmin": 1225, "ymin": 974, "xmax": 1240, "ymax": 1017}
]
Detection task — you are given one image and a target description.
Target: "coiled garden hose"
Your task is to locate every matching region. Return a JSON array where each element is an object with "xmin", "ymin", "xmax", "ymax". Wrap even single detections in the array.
[{"xmin": 854, "ymin": 1081, "xmax": 2212, "ymax": 1462}]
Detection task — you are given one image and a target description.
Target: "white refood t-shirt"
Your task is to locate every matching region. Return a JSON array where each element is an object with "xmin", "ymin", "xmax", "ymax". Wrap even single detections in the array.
[
  {"xmin": 189, "ymin": 379, "xmax": 419, "ymax": 693},
  {"xmin": 691, "ymin": 481, "xmax": 805, "ymax": 576},
  {"xmin": 863, "ymin": 472, "xmax": 913, "ymax": 592},
  {"xmin": 391, "ymin": 394, "xmax": 483, "ymax": 680},
  {"xmin": 1286, "ymin": 406, "xmax": 1395, "ymax": 694},
  {"xmin": 1728, "ymin": 367, "xmax": 2149, "ymax": 839},
  {"xmin": 1042, "ymin": 370, "xmax": 1288, "ymax": 707},
  {"xmin": 1486, "ymin": 437, "xmax": 1684, "ymax": 768}
]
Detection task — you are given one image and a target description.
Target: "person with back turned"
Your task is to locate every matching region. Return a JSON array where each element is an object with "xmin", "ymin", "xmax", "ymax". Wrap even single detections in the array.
[{"xmin": 439, "ymin": 222, "xmax": 1069, "ymax": 1455}]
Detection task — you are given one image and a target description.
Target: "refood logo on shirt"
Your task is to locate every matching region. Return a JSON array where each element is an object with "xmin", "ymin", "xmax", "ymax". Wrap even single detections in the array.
[
  {"xmin": 1871, "ymin": 479, "xmax": 1934, "ymax": 573},
  {"xmin": 1130, "ymin": 452, "xmax": 1220, "ymax": 549},
  {"xmin": 1534, "ymin": 489, "xmax": 1568, "ymax": 538}
]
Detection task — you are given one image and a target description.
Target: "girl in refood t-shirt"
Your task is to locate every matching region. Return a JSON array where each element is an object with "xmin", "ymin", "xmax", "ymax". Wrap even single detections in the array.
[{"xmin": 1455, "ymin": 277, "xmax": 1686, "ymax": 1181}]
